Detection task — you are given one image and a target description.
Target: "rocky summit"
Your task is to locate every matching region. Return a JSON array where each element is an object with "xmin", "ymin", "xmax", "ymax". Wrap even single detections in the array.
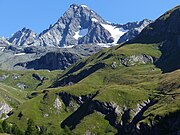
[
  {"xmin": 0, "ymin": 4, "xmax": 152, "ymax": 71},
  {"xmin": 8, "ymin": 27, "xmax": 37, "ymax": 46},
  {"xmin": 7, "ymin": 4, "xmax": 151, "ymax": 47}
]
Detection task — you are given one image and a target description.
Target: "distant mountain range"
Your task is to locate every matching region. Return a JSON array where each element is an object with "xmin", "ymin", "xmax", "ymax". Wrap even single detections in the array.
[
  {"xmin": 0, "ymin": 4, "xmax": 152, "ymax": 70},
  {"xmin": 6, "ymin": 4, "xmax": 152, "ymax": 47}
]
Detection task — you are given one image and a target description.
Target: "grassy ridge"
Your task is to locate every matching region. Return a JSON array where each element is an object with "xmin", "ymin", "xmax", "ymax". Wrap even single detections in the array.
[{"xmin": 0, "ymin": 43, "xmax": 179, "ymax": 134}]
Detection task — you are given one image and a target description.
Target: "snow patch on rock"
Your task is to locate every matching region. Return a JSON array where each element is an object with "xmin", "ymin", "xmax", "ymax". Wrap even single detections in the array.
[
  {"xmin": 92, "ymin": 18, "xmax": 98, "ymax": 22},
  {"xmin": 14, "ymin": 53, "xmax": 26, "ymax": 56},
  {"xmin": 80, "ymin": 5, "xmax": 89, "ymax": 9},
  {"xmin": 73, "ymin": 28, "xmax": 88, "ymax": 40},
  {"xmin": 61, "ymin": 45, "xmax": 75, "ymax": 48},
  {"xmin": 0, "ymin": 47, "xmax": 5, "ymax": 51},
  {"xmin": 101, "ymin": 23, "xmax": 128, "ymax": 44},
  {"xmin": 97, "ymin": 43, "xmax": 112, "ymax": 48}
]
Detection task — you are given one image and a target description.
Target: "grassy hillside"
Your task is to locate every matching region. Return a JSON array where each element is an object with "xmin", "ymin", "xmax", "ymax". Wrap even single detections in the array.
[
  {"xmin": 0, "ymin": 70, "xmax": 61, "ymax": 92},
  {"xmin": 0, "ymin": 83, "xmax": 26, "ymax": 107},
  {"xmin": 0, "ymin": 69, "xmax": 61, "ymax": 121},
  {"xmin": 3, "ymin": 43, "xmax": 178, "ymax": 134}
]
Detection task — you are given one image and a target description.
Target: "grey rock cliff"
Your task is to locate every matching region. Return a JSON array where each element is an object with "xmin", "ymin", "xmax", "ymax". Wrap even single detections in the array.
[
  {"xmin": 117, "ymin": 19, "xmax": 153, "ymax": 43},
  {"xmin": 36, "ymin": 4, "xmax": 108, "ymax": 47},
  {"xmin": 54, "ymin": 96, "xmax": 62, "ymax": 113},
  {"xmin": 15, "ymin": 51, "xmax": 81, "ymax": 70},
  {"xmin": 119, "ymin": 54, "xmax": 154, "ymax": 67},
  {"xmin": 0, "ymin": 102, "xmax": 12, "ymax": 118},
  {"xmin": 0, "ymin": 37, "xmax": 10, "ymax": 46},
  {"xmin": 8, "ymin": 4, "xmax": 151, "ymax": 47},
  {"xmin": 78, "ymin": 22, "xmax": 113, "ymax": 44},
  {"xmin": 0, "ymin": 44, "xmax": 103, "ymax": 70},
  {"xmin": 8, "ymin": 27, "xmax": 37, "ymax": 46}
]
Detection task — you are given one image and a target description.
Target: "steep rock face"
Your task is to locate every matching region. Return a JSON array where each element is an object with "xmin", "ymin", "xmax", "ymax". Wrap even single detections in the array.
[
  {"xmin": 117, "ymin": 29, "xmax": 139, "ymax": 43},
  {"xmin": 8, "ymin": 27, "xmax": 37, "ymax": 46},
  {"xmin": 78, "ymin": 22, "xmax": 113, "ymax": 44},
  {"xmin": 0, "ymin": 37, "xmax": 11, "ymax": 52},
  {"xmin": 7, "ymin": 4, "xmax": 152, "ymax": 47},
  {"xmin": 117, "ymin": 19, "xmax": 153, "ymax": 43},
  {"xmin": 119, "ymin": 54, "xmax": 154, "ymax": 67},
  {"xmin": 0, "ymin": 44, "xmax": 103, "ymax": 70},
  {"xmin": 53, "ymin": 96, "xmax": 62, "ymax": 113},
  {"xmin": 36, "ymin": 4, "xmax": 108, "ymax": 47},
  {"xmin": 58, "ymin": 91, "xmax": 162, "ymax": 135},
  {"xmin": 0, "ymin": 37, "xmax": 11, "ymax": 46},
  {"xmin": 15, "ymin": 51, "xmax": 81, "ymax": 70}
]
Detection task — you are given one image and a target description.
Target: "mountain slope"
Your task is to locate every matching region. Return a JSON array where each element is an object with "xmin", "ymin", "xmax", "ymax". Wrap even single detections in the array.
[
  {"xmin": 8, "ymin": 4, "xmax": 151, "ymax": 47},
  {"xmin": 0, "ymin": 37, "xmax": 11, "ymax": 48},
  {"xmin": 0, "ymin": 69, "xmax": 61, "ymax": 120},
  {"xmin": 117, "ymin": 19, "xmax": 152, "ymax": 43},
  {"xmin": 131, "ymin": 5, "xmax": 180, "ymax": 72},
  {"xmin": 8, "ymin": 28, "xmax": 37, "ymax": 46},
  {"xmin": 35, "ymin": 4, "xmax": 125, "ymax": 47},
  {"xmin": 0, "ymin": 44, "xmax": 103, "ymax": 70},
  {"xmin": 7, "ymin": 43, "xmax": 179, "ymax": 134}
]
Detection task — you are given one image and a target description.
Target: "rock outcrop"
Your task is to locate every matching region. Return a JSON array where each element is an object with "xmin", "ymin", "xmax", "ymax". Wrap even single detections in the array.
[
  {"xmin": 58, "ymin": 91, "xmax": 160, "ymax": 135},
  {"xmin": 8, "ymin": 27, "xmax": 37, "ymax": 46},
  {"xmin": 119, "ymin": 54, "xmax": 154, "ymax": 67},
  {"xmin": 53, "ymin": 96, "xmax": 62, "ymax": 113},
  {"xmin": 16, "ymin": 82, "xmax": 28, "ymax": 90},
  {"xmin": 0, "ymin": 37, "xmax": 11, "ymax": 47},
  {"xmin": 0, "ymin": 102, "xmax": 12, "ymax": 118},
  {"xmin": 15, "ymin": 51, "xmax": 81, "ymax": 70}
]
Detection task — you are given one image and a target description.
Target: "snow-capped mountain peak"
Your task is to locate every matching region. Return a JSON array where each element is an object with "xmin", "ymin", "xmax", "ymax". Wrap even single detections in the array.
[
  {"xmin": 80, "ymin": 4, "xmax": 89, "ymax": 9},
  {"xmin": 8, "ymin": 27, "xmax": 37, "ymax": 46},
  {"xmin": 8, "ymin": 4, "xmax": 152, "ymax": 47}
]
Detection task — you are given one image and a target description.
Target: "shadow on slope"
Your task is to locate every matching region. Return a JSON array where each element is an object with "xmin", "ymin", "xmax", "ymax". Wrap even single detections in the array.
[
  {"xmin": 128, "ymin": 6, "xmax": 180, "ymax": 73},
  {"xmin": 51, "ymin": 62, "xmax": 105, "ymax": 87}
]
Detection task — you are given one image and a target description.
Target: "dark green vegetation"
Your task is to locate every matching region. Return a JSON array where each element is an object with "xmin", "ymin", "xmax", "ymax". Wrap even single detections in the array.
[{"xmin": 0, "ymin": 5, "xmax": 180, "ymax": 135}]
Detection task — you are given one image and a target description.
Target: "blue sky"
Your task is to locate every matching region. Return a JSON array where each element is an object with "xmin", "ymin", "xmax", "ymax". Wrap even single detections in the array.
[{"xmin": 0, "ymin": 0, "xmax": 179, "ymax": 37}]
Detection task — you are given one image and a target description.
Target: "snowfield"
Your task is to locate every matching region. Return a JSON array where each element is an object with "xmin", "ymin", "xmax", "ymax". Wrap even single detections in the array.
[
  {"xmin": 73, "ymin": 28, "xmax": 88, "ymax": 40},
  {"xmin": 101, "ymin": 23, "xmax": 128, "ymax": 44},
  {"xmin": 14, "ymin": 53, "xmax": 26, "ymax": 56},
  {"xmin": 92, "ymin": 18, "xmax": 98, "ymax": 22}
]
